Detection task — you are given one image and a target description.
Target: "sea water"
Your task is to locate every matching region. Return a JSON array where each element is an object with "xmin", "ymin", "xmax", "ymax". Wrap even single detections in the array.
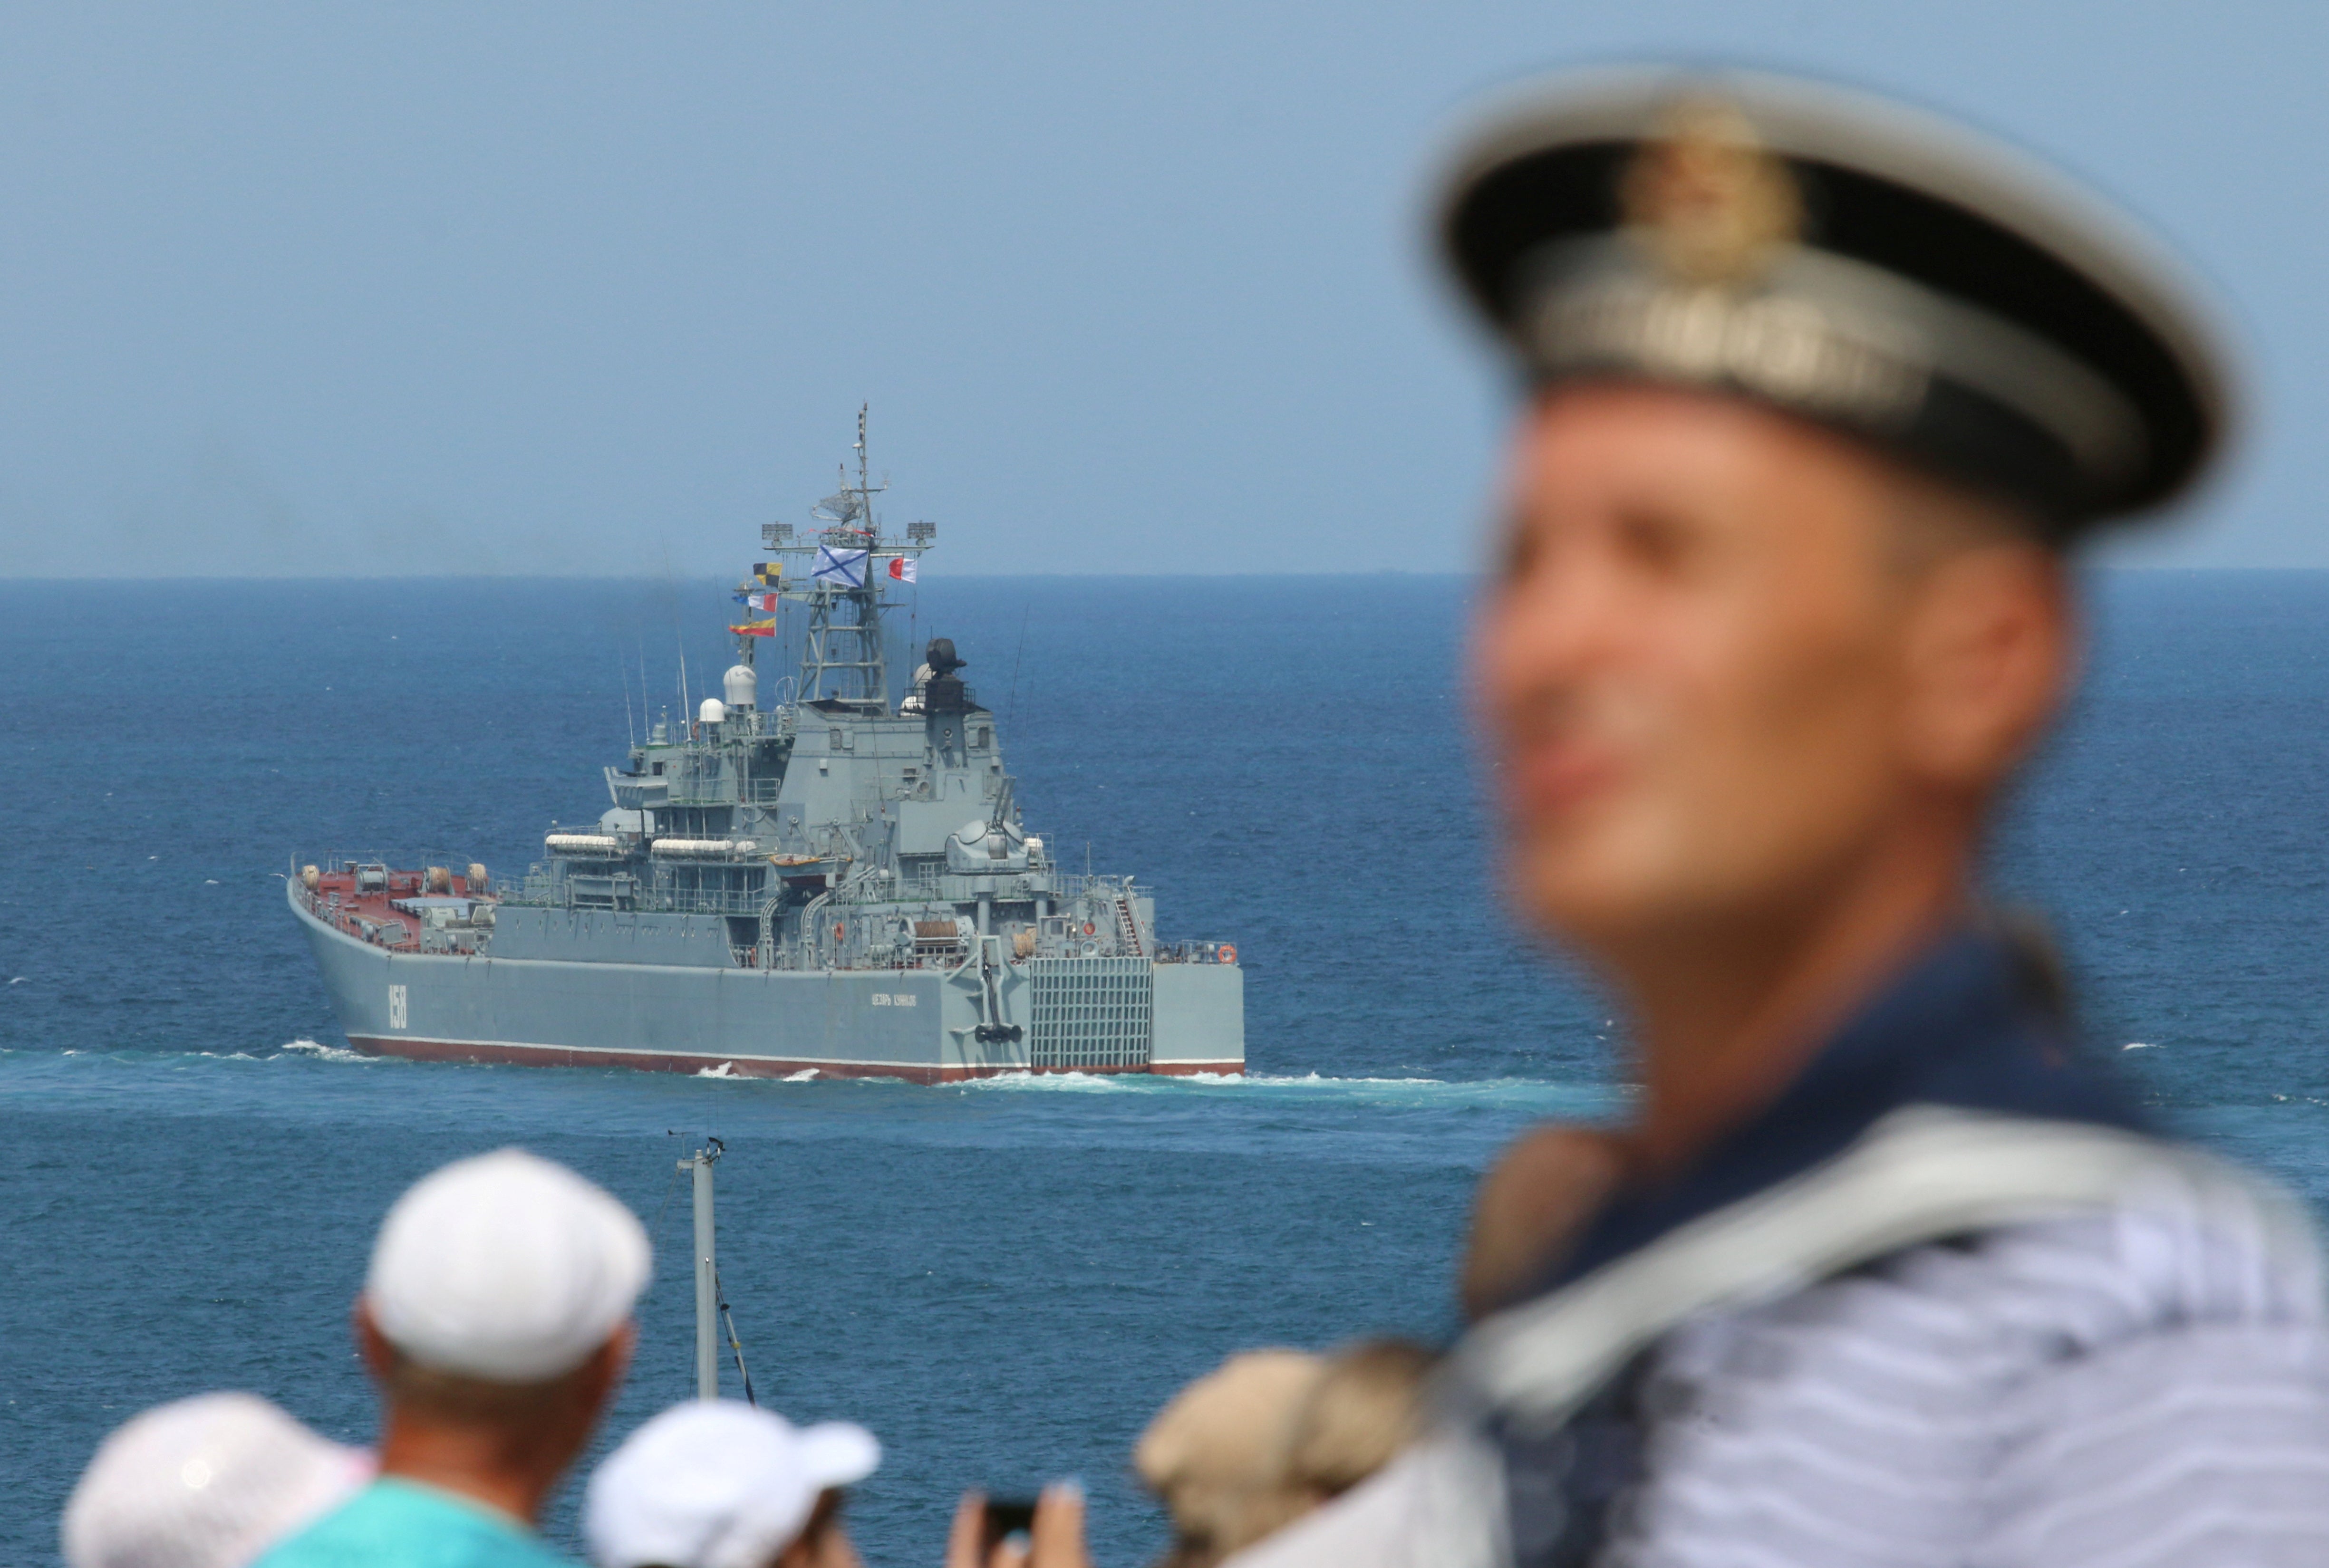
[{"xmin": 3, "ymin": 571, "xmax": 2326, "ymax": 1565}]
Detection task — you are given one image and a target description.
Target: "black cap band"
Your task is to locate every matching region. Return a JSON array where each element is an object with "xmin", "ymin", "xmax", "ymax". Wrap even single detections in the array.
[{"xmin": 1437, "ymin": 72, "xmax": 2233, "ymax": 534}]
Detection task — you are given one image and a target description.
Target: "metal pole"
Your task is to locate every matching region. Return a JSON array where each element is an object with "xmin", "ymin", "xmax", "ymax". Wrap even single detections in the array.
[{"xmin": 688, "ymin": 1148, "xmax": 719, "ymax": 1399}]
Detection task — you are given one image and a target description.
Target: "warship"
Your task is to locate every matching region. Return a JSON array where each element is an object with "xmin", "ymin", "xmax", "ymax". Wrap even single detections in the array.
[{"xmin": 287, "ymin": 412, "xmax": 1244, "ymax": 1080}]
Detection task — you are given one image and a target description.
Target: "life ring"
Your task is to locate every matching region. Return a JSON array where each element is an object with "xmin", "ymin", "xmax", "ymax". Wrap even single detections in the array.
[
  {"xmin": 1082, "ymin": 921, "xmax": 1096, "ymax": 937},
  {"xmin": 1218, "ymin": 943, "xmax": 1238, "ymax": 966}
]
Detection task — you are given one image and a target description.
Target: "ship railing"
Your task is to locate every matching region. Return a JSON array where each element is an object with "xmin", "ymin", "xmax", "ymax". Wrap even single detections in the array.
[
  {"xmin": 1051, "ymin": 872, "xmax": 1149, "ymax": 902},
  {"xmin": 647, "ymin": 887, "xmax": 769, "ymax": 916},
  {"xmin": 498, "ymin": 866, "xmax": 767, "ymax": 919},
  {"xmin": 670, "ymin": 779, "xmax": 789, "ymax": 806},
  {"xmin": 1150, "ymin": 940, "xmax": 1237, "ymax": 965},
  {"xmin": 501, "ymin": 866, "xmax": 562, "ymax": 905},
  {"xmin": 871, "ymin": 871, "xmax": 1068, "ymax": 907},
  {"xmin": 715, "ymin": 706, "xmax": 796, "ymax": 742}
]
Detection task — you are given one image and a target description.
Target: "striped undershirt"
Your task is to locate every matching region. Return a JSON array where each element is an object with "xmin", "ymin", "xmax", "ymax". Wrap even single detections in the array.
[
  {"xmin": 1229, "ymin": 1195, "xmax": 2329, "ymax": 1568},
  {"xmin": 1580, "ymin": 1201, "xmax": 2329, "ymax": 1567}
]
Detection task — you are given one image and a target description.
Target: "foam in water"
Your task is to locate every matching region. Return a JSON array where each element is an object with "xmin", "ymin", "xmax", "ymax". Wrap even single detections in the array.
[
  {"xmin": 279, "ymin": 1039, "xmax": 373, "ymax": 1064},
  {"xmin": 697, "ymin": 1061, "xmax": 739, "ymax": 1078},
  {"xmin": 961, "ymin": 1070, "xmax": 1132, "ymax": 1092}
]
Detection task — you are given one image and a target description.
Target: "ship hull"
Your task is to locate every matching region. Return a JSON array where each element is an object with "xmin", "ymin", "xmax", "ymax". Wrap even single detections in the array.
[{"xmin": 291, "ymin": 882, "xmax": 1243, "ymax": 1081}]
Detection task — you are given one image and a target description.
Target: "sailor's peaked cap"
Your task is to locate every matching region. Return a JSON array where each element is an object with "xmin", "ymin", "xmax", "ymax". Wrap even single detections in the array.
[{"xmin": 1436, "ymin": 67, "xmax": 2235, "ymax": 534}]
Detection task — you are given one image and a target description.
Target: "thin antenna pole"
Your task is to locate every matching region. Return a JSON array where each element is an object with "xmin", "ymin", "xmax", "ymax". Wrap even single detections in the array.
[
  {"xmin": 857, "ymin": 403, "xmax": 869, "ymax": 504},
  {"xmin": 677, "ymin": 632, "xmax": 691, "ymax": 728},
  {"xmin": 622, "ymin": 650, "xmax": 636, "ymax": 748},
  {"xmin": 1006, "ymin": 605, "xmax": 1030, "ymax": 732}
]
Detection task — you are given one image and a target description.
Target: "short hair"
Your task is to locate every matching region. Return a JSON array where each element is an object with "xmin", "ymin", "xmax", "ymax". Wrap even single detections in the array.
[
  {"xmin": 1881, "ymin": 460, "xmax": 2052, "ymax": 579},
  {"xmin": 381, "ymin": 1347, "xmax": 602, "ymax": 1425}
]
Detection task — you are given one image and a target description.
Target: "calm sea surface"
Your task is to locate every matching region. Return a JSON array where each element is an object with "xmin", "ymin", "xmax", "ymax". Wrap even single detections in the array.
[{"xmin": 4, "ymin": 571, "xmax": 2327, "ymax": 1565}]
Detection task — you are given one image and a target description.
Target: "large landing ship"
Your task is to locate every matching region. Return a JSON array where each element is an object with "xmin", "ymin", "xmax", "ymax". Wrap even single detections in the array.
[{"xmin": 288, "ymin": 414, "xmax": 1244, "ymax": 1080}]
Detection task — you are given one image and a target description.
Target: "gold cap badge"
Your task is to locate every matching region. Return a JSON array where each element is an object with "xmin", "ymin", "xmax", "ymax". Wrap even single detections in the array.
[{"xmin": 1620, "ymin": 99, "xmax": 1803, "ymax": 285}]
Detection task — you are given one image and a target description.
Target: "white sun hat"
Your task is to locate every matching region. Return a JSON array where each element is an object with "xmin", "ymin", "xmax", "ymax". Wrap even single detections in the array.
[
  {"xmin": 366, "ymin": 1147, "xmax": 653, "ymax": 1382},
  {"xmin": 585, "ymin": 1400, "xmax": 882, "ymax": 1568},
  {"xmin": 62, "ymin": 1392, "xmax": 372, "ymax": 1568}
]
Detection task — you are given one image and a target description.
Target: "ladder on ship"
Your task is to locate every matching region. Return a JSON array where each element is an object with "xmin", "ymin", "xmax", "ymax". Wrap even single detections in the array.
[{"xmin": 1114, "ymin": 889, "xmax": 1143, "ymax": 958}]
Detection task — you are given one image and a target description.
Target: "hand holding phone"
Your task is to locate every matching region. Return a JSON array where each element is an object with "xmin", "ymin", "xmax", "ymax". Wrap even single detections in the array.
[
  {"xmin": 946, "ymin": 1484, "xmax": 1088, "ymax": 1568},
  {"xmin": 980, "ymin": 1497, "xmax": 1039, "ymax": 1555}
]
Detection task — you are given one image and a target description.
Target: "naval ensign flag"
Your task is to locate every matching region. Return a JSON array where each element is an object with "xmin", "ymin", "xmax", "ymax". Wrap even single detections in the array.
[{"xmin": 812, "ymin": 546, "xmax": 869, "ymax": 587}]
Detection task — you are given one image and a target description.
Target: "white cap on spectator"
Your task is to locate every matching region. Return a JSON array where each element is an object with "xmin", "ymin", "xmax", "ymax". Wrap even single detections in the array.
[
  {"xmin": 366, "ymin": 1148, "xmax": 652, "ymax": 1382},
  {"xmin": 61, "ymin": 1392, "xmax": 371, "ymax": 1568},
  {"xmin": 585, "ymin": 1400, "xmax": 881, "ymax": 1568}
]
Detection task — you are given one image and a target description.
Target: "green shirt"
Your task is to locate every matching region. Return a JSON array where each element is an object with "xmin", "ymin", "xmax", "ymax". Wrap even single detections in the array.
[{"xmin": 254, "ymin": 1478, "xmax": 580, "ymax": 1568}]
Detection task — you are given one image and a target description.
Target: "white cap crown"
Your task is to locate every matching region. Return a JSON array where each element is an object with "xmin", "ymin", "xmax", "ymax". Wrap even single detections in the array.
[
  {"xmin": 366, "ymin": 1148, "xmax": 652, "ymax": 1382},
  {"xmin": 62, "ymin": 1392, "xmax": 370, "ymax": 1568},
  {"xmin": 585, "ymin": 1400, "xmax": 881, "ymax": 1568}
]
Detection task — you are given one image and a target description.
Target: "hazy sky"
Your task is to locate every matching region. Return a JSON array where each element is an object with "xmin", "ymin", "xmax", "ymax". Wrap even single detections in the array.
[{"xmin": 1, "ymin": 1, "xmax": 2321, "ymax": 577}]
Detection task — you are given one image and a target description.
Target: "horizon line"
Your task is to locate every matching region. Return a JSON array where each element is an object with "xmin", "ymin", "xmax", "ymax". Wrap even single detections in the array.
[{"xmin": 0, "ymin": 562, "xmax": 2308, "ymax": 586}]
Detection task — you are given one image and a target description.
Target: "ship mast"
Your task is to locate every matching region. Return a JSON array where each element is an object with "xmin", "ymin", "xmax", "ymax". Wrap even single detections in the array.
[{"xmin": 748, "ymin": 406, "xmax": 936, "ymax": 711}]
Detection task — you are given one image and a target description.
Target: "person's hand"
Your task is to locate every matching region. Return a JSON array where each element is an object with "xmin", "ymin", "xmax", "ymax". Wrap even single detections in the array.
[
  {"xmin": 945, "ymin": 1484, "xmax": 1090, "ymax": 1568},
  {"xmin": 1460, "ymin": 1122, "xmax": 1624, "ymax": 1320}
]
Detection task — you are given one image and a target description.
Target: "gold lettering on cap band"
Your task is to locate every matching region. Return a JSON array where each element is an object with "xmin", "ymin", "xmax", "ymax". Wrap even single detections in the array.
[
  {"xmin": 1530, "ymin": 274, "xmax": 1930, "ymax": 426},
  {"xmin": 1521, "ymin": 238, "xmax": 2148, "ymax": 484}
]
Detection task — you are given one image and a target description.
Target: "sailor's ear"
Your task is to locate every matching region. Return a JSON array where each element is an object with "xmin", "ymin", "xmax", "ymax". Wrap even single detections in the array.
[
  {"xmin": 1894, "ymin": 541, "xmax": 2077, "ymax": 791},
  {"xmin": 1461, "ymin": 1122, "xmax": 1626, "ymax": 1320}
]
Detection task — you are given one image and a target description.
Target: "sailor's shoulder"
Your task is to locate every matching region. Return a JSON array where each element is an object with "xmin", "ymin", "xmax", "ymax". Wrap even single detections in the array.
[
  {"xmin": 1455, "ymin": 1107, "xmax": 2324, "ymax": 1432},
  {"xmin": 1670, "ymin": 1194, "xmax": 2324, "ymax": 1392}
]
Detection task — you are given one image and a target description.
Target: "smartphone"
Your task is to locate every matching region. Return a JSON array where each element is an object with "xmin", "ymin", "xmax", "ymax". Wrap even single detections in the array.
[{"xmin": 981, "ymin": 1497, "xmax": 1040, "ymax": 1553}]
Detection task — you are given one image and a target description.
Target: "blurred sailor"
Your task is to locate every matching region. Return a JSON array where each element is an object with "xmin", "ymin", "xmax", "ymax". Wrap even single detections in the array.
[
  {"xmin": 63, "ymin": 1392, "xmax": 370, "ymax": 1568},
  {"xmin": 1234, "ymin": 67, "xmax": 2329, "ymax": 1568},
  {"xmin": 258, "ymin": 1148, "xmax": 651, "ymax": 1568},
  {"xmin": 585, "ymin": 1399, "xmax": 880, "ymax": 1568}
]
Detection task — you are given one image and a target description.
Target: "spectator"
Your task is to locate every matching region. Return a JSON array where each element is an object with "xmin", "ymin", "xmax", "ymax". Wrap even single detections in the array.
[
  {"xmin": 1283, "ymin": 1340, "xmax": 1434, "ymax": 1507},
  {"xmin": 257, "ymin": 1147, "xmax": 651, "ymax": 1568},
  {"xmin": 63, "ymin": 1392, "xmax": 370, "ymax": 1568},
  {"xmin": 1133, "ymin": 1351, "xmax": 1324, "ymax": 1568},
  {"xmin": 584, "ymin": 1399, "xmax": 879, "ymax": 1568}
]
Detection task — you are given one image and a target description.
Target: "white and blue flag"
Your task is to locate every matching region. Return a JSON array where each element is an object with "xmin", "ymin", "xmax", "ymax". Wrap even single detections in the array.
[{"xmin": 812, "ymin": 546, "xmax": 869, "ymax": 587}]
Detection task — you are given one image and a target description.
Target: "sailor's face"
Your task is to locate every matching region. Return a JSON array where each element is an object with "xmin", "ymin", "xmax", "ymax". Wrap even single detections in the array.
[{"xmin": 1477, "ymin": 384, "xmax": 1926, "ymax": 947}]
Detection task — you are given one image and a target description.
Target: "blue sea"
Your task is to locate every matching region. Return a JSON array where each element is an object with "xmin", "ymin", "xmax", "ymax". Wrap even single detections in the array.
[{"xmin": 4, "ymin": 571, "xmax": 2328, "ymax": 1566}]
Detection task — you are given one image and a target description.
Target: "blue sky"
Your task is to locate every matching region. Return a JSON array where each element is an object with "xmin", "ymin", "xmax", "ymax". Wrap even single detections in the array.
[{"xmin": 0, "ymin": 1, "xmax": 2319, "ymax": 577}]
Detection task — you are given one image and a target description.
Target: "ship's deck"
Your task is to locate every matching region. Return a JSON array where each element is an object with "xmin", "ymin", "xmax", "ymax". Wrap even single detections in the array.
[{"xmin": 302, "ymin": 866, "xmax": 487, "ymax": 952}]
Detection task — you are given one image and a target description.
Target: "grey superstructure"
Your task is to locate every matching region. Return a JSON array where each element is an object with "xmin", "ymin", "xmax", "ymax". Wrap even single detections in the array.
[{"xmin": 290, "ymin": 413, "xmax": 1244, "ymax": 1080}]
